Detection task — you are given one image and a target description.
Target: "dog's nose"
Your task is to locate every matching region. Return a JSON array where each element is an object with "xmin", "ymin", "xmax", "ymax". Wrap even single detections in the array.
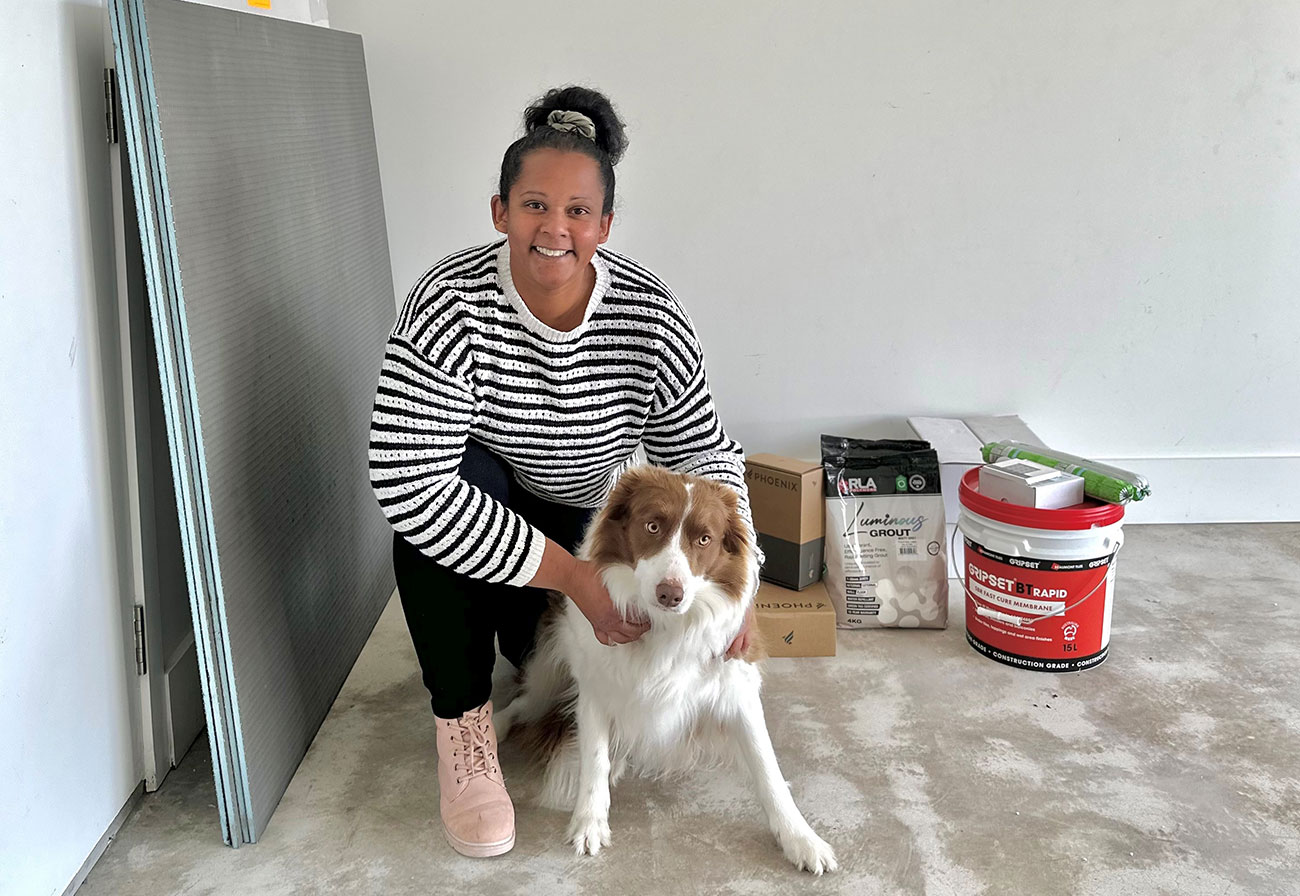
[{"xmin": 656, "ymin": 581, "xmax": 684, "ymax": 608}]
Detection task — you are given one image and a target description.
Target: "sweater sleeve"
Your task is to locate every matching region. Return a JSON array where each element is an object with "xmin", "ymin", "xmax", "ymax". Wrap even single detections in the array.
[
  {"xmin": 368, "ymin": 334, "xmax": 546, "ymax": 586},
  {"xmin": 642, "ymin": 329, "xmax": 761, "ymax": 559}
]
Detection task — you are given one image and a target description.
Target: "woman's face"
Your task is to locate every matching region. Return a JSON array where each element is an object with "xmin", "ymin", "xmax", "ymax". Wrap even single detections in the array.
[{"xmin": 491, "ymin": 148, "xmax": 613, "ymax": 299}]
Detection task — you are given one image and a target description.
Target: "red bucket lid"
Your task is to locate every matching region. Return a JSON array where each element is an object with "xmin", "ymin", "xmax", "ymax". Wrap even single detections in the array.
[{"xmin": 958, "ymin": 468, "xmax": 1124, "ymax": 530}]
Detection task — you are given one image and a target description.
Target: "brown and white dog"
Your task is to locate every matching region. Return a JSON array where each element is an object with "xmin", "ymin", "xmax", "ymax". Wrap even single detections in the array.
[{"xmin": 494, "ymin": 465, "xmax": 838, "ymax": 874}]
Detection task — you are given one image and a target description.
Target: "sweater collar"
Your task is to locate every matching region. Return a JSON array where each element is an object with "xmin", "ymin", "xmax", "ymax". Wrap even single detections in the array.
[{"xmin": 495, "ymin": 241, "xmax": 610, "ymax": 342}]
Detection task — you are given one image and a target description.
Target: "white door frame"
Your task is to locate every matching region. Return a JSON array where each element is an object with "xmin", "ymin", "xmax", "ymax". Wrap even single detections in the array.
[
  {"xmin": 104, "ymin": 21, "xmax": 204, "ymax": 788},
  {"xmin": 105, "ymin": 70, "xmax": 168, "ymax": 792}
]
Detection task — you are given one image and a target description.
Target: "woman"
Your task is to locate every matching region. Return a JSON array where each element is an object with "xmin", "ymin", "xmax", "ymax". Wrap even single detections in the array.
[{"xmin": 369, "ymin": 85, "xmax": 758, "ymax": 858}]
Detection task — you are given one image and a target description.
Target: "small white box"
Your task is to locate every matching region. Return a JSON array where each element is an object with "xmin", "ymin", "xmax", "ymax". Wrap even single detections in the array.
[{"xmin": 978, "ymin": 459, "xmax": 1085, "ymax": 509}]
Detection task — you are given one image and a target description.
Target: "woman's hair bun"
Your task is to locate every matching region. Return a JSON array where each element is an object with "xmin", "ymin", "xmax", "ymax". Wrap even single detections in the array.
[
  {"xmin": 523, "ymin": 85, "xmax": 628, "ymax": 165},
  {"xmin": 498, "ymin": 85, "xmax": 628, "ymax": 215}
]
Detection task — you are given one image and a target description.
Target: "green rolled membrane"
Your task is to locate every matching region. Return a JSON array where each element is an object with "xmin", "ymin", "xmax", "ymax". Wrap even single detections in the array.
[{"xmin": 980, "ymin": 441, "xmax": 1151, "ymax": 505}]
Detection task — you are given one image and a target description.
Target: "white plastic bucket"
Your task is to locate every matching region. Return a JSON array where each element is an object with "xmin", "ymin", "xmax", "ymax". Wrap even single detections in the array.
[{"xmin": 957, "ymin": 469, "xmax": 1124, "ymax": 672}]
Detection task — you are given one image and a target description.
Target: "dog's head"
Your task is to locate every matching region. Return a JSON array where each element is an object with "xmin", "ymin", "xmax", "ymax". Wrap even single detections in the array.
[{"xmin": 585, "ymin": 466, "xmax": 753, "ymax": 619}]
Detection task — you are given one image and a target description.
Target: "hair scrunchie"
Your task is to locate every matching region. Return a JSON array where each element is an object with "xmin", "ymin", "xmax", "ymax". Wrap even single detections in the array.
[{"xmin": 546, "ymin": 109, "xmax": 597, "ymax": 141}]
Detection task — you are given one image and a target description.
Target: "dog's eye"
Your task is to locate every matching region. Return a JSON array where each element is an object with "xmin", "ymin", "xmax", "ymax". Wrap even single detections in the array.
[
  {"xmin": 646, "ymin": 521, "xmax": 660, "ymax": 534},
  {"xmin": 698, "ymin": 534, "xmax": 712, "ymax": 546}
]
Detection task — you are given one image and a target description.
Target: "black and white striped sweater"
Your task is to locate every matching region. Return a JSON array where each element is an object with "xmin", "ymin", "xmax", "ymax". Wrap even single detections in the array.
[{"xmin": 369, "ymin": 240, "xmax": 753, "ymax": 587}]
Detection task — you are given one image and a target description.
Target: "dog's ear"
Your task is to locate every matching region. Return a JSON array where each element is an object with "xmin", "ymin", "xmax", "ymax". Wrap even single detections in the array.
[
  {"xmin": 589, "ymin": 468, "xmax": 642, "ymax": 567},
  {"xmin": 603, "ymin": 469, "xmax": 640, "ymax": 523},
  {"xmin": 724, "ymin": 516, "xmax": 749, "ymax": 555},
  {"xmin": 718, "ymin": 486, "xmax": 750, "ymax": 555}
]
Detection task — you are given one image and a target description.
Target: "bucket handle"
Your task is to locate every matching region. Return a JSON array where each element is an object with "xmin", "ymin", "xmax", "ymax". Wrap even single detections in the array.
[{"xmin": 949, "ymin": 526, "xmax": 1121, "ymax": 627}]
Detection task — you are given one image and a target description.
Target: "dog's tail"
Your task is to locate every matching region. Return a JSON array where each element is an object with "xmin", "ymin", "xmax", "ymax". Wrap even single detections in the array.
[
  {"xmin": 509, "ymin": 700, "xmax": 572, "ymax": 761},
  {"xmin": 505, "ymin": 697, "xmax": 583, "ymax": 810},
  {"xmin": 536, "ymin": 727, "xmax": 629, "ymax": 810},
  {"xmin": 538, "ymin": 729, "xmax": 580, "ymax": 810}
]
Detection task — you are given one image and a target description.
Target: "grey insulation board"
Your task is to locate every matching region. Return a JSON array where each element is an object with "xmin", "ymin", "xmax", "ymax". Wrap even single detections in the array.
[
  {"xmin": 111, "ymin": 0, "xmax": 246, "ymax": 844},
  {"xmin": 110, "ymin": 0, "xmax": 397, "ymax": 842}
]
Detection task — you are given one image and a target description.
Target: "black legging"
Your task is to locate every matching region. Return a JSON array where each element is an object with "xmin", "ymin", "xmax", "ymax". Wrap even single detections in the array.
[{"xmin": 392, "ymin": 440, "xmax": 595, "ymax": 719}]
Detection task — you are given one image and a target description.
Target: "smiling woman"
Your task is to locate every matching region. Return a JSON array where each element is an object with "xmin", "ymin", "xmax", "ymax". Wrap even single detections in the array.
[
  {"xmin": 490, "ymin": 149, "xmax": 612, "ymax": 330},
  {"xmin": 366, "ymin": 85, "xmax": 761, "ymax": 859}
]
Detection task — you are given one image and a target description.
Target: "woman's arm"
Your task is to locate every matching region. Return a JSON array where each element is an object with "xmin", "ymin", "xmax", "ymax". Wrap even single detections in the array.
[
  {"xmin": 528, "ymin": 538, "xmax": 649, "ymax": 645},
  {"xmin": 369, "ymin": 334, "xmax": 546, "ymax": 586},
  {"xmin": 642, "ymin": 343, "xmax": 764, "ymax": 659},
  {"xmin": 371, "ymin": 333, "xmax": 645, "ymax": 643},
  {"xmin": 641, "ymin": 330, "xmax": 756, "ymax": 536}
]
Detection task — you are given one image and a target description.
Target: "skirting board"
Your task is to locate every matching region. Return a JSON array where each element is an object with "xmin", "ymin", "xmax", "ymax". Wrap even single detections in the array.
[
  {"xmin": 937, "ymin": 454, "xmax": 1296, "ymax": 576},
  {"xmin": 61, "ymin": 782, "xmax": 144, "ymax": 896},
  {"xmin": 937, "ymin": 456, "xmax": 1298, "ymax": 529},
  {"xmin": 1096, "ymin": 456, "xmax": 1300, "ymax": 524}
]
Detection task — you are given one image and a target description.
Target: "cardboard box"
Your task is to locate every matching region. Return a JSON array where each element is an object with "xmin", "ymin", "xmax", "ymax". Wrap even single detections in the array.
[
  {"xmin": 754, "ymin": 580, "xmax": 836, "ymax": 657},
  {"xmin": 906, "ymin": 415, "xmax": 1046, "ymax": 578},
  {"xmin": 745, "ymin": 454, "xmax": 824, "ymax": 590},
  {"xmin": 979, "ymin": 459, "xmax": 1085, "ymax": 508}
]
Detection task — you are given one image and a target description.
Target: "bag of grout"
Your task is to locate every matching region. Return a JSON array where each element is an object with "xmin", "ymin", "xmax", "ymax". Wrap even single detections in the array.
[{"xmin": 821, "ymin": 435, "xmax": 949, "ymax": 629}]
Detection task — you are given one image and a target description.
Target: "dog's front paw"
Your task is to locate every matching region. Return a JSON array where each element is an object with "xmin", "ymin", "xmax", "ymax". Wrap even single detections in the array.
[
  {"xmin": 779, "ymin": 827, "xmax": 838, "ymax": 875},
  {"xmin": 567, "ymin": 810, "xmax": 612, "ymax": 857}
]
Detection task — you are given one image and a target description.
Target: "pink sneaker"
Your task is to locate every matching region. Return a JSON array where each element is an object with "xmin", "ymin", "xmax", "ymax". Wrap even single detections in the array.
[{"xmin": 435, "ymin": 701, "xmax": 515, "ymax": 857}]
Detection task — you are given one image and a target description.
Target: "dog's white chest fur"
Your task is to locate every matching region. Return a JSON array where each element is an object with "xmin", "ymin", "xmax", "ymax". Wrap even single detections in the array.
[{"xmin": 555, "ymin": 589, "xmax": 757, "ymax": 774}]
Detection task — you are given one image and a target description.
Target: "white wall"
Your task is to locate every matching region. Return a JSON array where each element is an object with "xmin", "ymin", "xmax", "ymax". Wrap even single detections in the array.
[
  {"xmin": 332, "ymin": 0, "xmax": 1300, "ymax": 523},
  {"xmin": 0, "ymin": 2, "xmax": 142, "ymax": 895},
  {"xmin": 0, "ymin": 6, "xmax": 1291, "ymax": 891}
]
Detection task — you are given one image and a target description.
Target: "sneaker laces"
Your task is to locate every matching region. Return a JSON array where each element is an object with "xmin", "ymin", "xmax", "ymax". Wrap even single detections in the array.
[{"xmin": 452, "ymin": 708, "xmax": 499, "ymax": 785}]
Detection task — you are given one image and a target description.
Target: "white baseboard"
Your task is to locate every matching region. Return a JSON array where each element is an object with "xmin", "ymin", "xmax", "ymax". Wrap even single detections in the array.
[
  {"xmin": 62, "ymin": 781, "xmax": 143, "ymax": 896},
  {"xmin": 938, "ymin": 455, "xmax": 1298, "ymax": 575},
  {"xmin": 1096, "ymin": 455, "xmax": 1300, "ymax": 524},
  {"xmin": 901, "ymin": 418, "xmax": 1298, "ymax": 524}
]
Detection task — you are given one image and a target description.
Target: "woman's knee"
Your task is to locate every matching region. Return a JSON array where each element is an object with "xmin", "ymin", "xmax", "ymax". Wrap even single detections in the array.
[{"xmin": 458, "ymin": 439, "xmax": 511, "ymax": 505}]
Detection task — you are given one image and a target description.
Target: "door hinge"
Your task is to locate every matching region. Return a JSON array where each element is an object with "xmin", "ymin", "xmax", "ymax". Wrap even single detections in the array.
[
  {"xmin": 104, "ymin": 68, "xmax": 119, "ymax": 145},
  {"xmin": 133, "ymin": 605, "xmax": 147, "ymax": 676}
]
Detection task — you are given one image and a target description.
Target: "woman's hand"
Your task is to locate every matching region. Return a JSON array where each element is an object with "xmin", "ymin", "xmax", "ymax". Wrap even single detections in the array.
[
  {"xmin": 565, "ymin": 559, "xmax": 650, "ymax": 646},
  {"xmin": 724, "ymin": 604, "xmax": 757, "ymax": 660},
  {"xmin": 528, "ymin": 537, "xmax": 649, "ymax": 646}
]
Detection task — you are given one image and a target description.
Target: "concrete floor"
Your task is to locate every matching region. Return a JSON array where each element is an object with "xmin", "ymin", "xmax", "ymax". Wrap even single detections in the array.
[{"xmin": 80, "ymin": 524, "xmax": 1300, "ymax": 895}]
